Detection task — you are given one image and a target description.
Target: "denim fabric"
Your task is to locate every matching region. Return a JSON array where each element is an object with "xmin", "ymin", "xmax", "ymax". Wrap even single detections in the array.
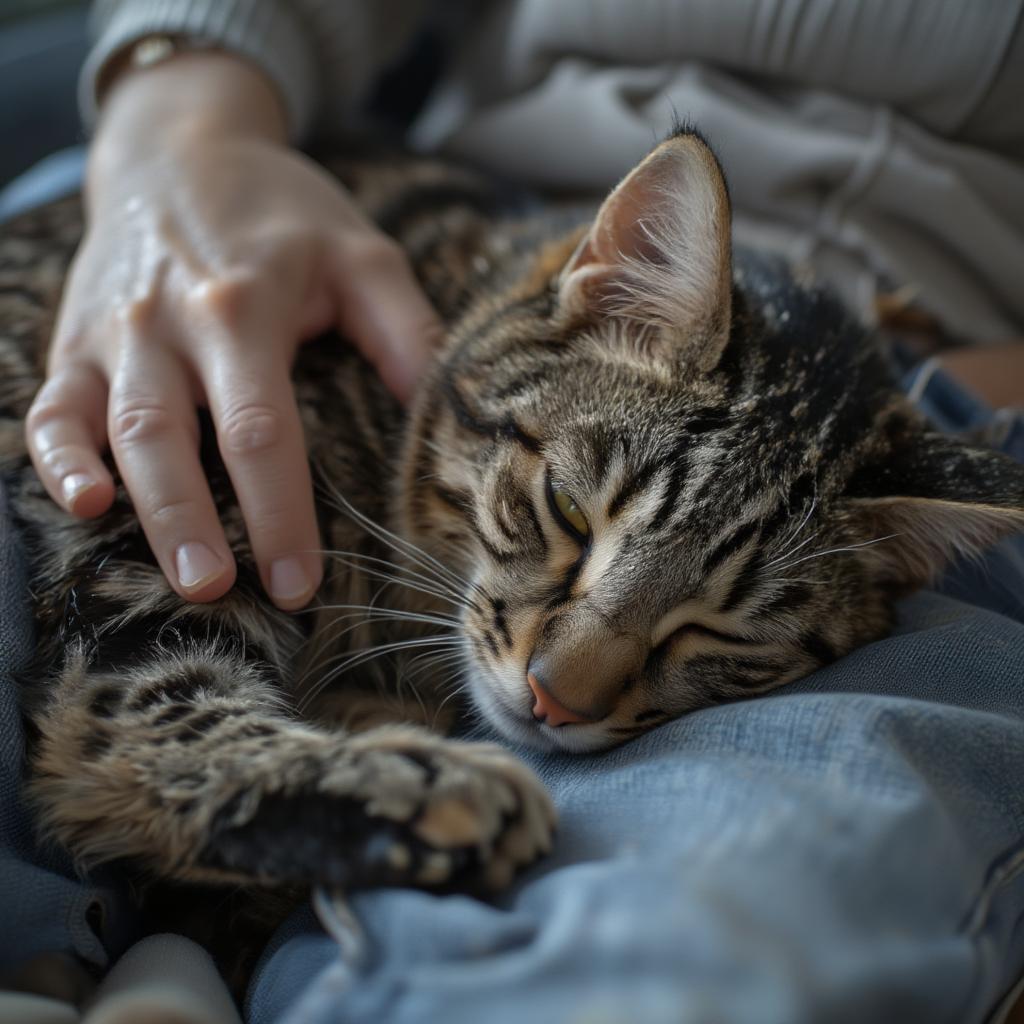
[
  {"xmin": 0, "ymin": 152, "xmax": 117, "ymax": 966},
  {"xmin": 0, "ymin": 480, "xmax": 132, "ymax": 972},
  {"xmin": 246, "ymin": 370, "xmax": 1024, "ymax": 1024}
]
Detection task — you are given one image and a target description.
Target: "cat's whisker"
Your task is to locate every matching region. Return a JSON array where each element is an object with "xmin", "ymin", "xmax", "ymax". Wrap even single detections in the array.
[
  {"xmin": 307, "ymin": 635, "xmax": 464, "ymax": 677},
  {"xmin": 318, "ymin": 481, "xmax": 477, "ymax": 598},
  {"xmin": 292, "ymin": 595, "xmax": 458, "ymax": 687},
  {"xmin": 323, "ymin": 511, "xmax": 485, "ymax": 611},
  {"xmin": 314, "ymin": 541, "xmax": 472, "ymax": 606},
  {"xmin": 399, "ymin": 667, "xmax": 465, "ymax": 720},
  {"xmin": 298, "ymin": 612, "xmax": 457, "ymax": 672},
  {"xmin": 400, "ymin": 650, "xmax": 466, "ymax": 689},
  {"xmin": 321, "ymin": 545, "xmax": 474, "ymax": 608},
  {"xmin": 302, "ymin": 646, "xmax": 465, "ymax": 714},
  {"xmin": 298, "ymin": 602, "xmax": 460, "ymax": 627},
  {"xmin": 399, "ymin": 642, "xmax": 465, "ymax": 671},
  {"xmin": 303, "ymin": 636, "xmax": 465, "ymax": 699},
  {"xmin": 433, "ymin": 676, "xmax": 470, "ymax": 718},
  {"xmin": 314, "ymin": 546, "xmax": 472, "ymax": 608},
  {"xmin": 764, "ymin": 497, "xmax": 820, "ymax": 568},
  {"xmin": 321, "ymin": 557, "xmax": 473, "ymax": 612},
  {"xmin": 430, "ymin": 681, "xmax": 472, "ymax": 731},
  {"xmin": 390, "ymin": 656, "xmax": 437, "ymax": 722},
  {"xmin": 298, "ymin": 637, "xmax": 465, "ymax": 714},
  {"xmin": 770, "ymin": 533, "xmax": 902, "ymax": 573},
  {"xmin": 779, "ymin": 493, "xmax": 818, "ymax": 547},
  {"xmin": 763, "ymin": 526, "xmax": 821, "ymax": 570}
]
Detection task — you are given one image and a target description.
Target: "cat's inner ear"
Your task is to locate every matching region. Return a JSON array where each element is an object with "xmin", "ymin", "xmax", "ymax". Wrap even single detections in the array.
[
  {"xmin": 558, "ymin": 130, "xmax": 732, "ymax": 357},
  {"xmin": 844, "ymin": 429, "xmax": 1024, "ymax": 587}
]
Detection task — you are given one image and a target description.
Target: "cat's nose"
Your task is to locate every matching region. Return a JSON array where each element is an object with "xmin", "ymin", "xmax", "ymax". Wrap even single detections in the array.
[{"xmin": 527, "ymin": 671, "xmax": 599, "ymax": 727}]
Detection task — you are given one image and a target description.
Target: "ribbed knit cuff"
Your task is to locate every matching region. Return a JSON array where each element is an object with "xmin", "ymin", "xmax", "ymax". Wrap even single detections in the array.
[{"xmin": 79, "ymin": 0, "xmax": 319, "ymax": 142}]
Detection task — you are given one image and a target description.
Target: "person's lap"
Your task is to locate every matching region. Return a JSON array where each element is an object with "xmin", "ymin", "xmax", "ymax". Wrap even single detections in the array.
[
  {"xmin": 247, "ymin": 366, "xmax": 1024, "ymax": 1024},
  {"xmin": 245, "ymin": 582, "xmax": 1024, "ymax": 1024},
  {"xmin": 2, "ymin": 158, "xmax": 1023, "ymax": 1024}
]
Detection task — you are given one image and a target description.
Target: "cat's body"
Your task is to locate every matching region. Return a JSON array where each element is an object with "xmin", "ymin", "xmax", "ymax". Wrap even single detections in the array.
[
  {"xmin": 2, "ymin": 133, "xmax": 1023, "ymax": 980},
  {"xmin": 0, "ymin": 156, "xmax": 558, "ymax": 895}
]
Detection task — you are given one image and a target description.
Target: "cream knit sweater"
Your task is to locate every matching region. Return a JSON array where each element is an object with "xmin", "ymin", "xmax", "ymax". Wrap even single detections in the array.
[{"xmin": 82, "ymin": 0, "xmax": 431, "ymax": 139}]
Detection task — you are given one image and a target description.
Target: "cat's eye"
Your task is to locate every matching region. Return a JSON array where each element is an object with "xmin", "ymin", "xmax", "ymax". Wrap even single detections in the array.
[
  {"xmin": 664, "ymin": 622, "xmax": 748, "ymax": 648},
  {"xmin": 547, "ymin": 480, "xmax": 590, "ymax": 541}
]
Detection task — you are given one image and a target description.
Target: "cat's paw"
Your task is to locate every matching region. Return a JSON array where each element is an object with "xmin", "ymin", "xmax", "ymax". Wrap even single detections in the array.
[
  {"xmin": 202, "ymin": 726, "xmax": 556, "ymax": 892},
  {"xmin": 349, "ymin": 727, "xmax": 558, "ymax": 891}
]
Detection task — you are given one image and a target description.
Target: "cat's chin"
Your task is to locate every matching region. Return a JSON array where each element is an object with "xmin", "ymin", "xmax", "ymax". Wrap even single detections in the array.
[{"xmin": 469, "ymin": 686, "xmax": 616, "ymax": 755}]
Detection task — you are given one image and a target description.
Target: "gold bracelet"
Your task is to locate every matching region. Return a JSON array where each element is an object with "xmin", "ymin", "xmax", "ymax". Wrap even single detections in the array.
[
  {"xmin": 131, "ymin": 34, "xmax": 185, "ymax": 71},
  {"xmin": 97, "ymin": 33, "xmax": 216, "ymax": 106}
]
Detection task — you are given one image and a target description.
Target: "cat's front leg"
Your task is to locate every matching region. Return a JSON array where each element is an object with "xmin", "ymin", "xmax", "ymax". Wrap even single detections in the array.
[
  {"xmin": 31, "ymin": 650, "xmax": 555, "ymax": 891},
  {"xmin": 204, "ymin": 725, "xmax": 557, "ymax": 892}
]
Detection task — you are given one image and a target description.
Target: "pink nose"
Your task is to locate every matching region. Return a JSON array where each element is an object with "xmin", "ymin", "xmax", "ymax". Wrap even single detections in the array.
[{"xmin": 527, "ymin": 672, "xmax": 593, "ymax": 727}]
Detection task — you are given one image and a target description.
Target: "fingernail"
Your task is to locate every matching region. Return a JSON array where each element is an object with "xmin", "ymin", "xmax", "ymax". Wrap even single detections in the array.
[
  {"xmin": 62, "ymin": 473, "xmax": 95, "ymax": 508},
  {"xmin": 270, "ymin": 557, "xmax": 313, "ymax": 605},
  {"xmin": 176, "ymin": 541, "xmax": 226, "ymax": 591}
]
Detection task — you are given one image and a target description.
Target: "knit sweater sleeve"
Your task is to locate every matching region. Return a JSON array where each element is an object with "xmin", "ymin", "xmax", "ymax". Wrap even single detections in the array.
[{"xmin": 81, "ymin": 0, "xmax": 429, "ymax": 142}]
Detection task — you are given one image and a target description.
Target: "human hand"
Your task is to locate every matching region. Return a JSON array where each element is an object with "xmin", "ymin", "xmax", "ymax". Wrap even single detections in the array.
[{"xmin": 26, "ymin": 53, "xmax": 440, "ymax": 609}]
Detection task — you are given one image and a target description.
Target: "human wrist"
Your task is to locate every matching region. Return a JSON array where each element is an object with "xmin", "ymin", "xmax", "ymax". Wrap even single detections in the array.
[{"xmin": 90, "ymin": 49, "xmax": 288, "ymax": 180}]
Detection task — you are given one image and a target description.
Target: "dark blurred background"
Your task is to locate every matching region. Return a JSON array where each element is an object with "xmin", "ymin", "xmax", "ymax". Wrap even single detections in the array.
[{"xmin": 0, "ymin": 0, "xmax": 88, "ymax": 188}]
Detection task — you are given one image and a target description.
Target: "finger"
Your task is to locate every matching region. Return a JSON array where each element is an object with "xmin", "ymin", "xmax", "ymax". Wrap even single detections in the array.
[
  {"xmin": 332, "ymin": 237, "xmax": 442, "ymax": 403},
  {"xmin": 202, "ymin": 345, "xmax": 322, "ymax": 610},
  {"xmin": 107, "ymin": 345, "xmax": 236, "ymax": 602},
  {"xmin": 26, "ymin": 363, "xmax": 116, "ymax": 518}
]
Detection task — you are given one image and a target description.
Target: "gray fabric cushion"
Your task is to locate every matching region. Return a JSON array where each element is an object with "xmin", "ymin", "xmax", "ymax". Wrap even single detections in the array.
[{"xmin": 0, "ymin": 8, "xmax": 87, "ymax": 188}]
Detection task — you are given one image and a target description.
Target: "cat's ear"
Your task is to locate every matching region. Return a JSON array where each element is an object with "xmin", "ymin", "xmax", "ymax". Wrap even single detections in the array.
[
  {"xmin": 843, "ymin": 428, "xmax": 1024, "ymax": 587},
  {"xmin": 558, "ymin": 129, "xmax": 732, "ymax": 362}
]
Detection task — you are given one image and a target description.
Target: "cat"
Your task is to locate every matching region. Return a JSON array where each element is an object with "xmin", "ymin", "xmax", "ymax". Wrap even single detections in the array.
[{"xmin": 1, "ymin": 128, "xmax": 1023, "ymax": 963}]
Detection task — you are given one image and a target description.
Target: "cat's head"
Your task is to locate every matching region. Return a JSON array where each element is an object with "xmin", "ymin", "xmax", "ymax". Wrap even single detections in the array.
[{"xmin": 404, "ymin": 129, "xmax": 1024, "ymax": 753}]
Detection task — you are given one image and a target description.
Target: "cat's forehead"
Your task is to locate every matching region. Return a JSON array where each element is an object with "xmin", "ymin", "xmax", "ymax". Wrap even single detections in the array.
[
  {"xmin": 526, "ymin": 334, "xmax": 886, "ymax": 508},
  {"xmin": 532, "ymin": 376, "xmax": 771, "ymax": 485}
]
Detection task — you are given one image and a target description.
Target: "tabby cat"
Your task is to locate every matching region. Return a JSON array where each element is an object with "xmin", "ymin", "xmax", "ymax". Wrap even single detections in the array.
[{"xmin": 2, "ymin": 130, "xmax": 1023, "ymax": 943}]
